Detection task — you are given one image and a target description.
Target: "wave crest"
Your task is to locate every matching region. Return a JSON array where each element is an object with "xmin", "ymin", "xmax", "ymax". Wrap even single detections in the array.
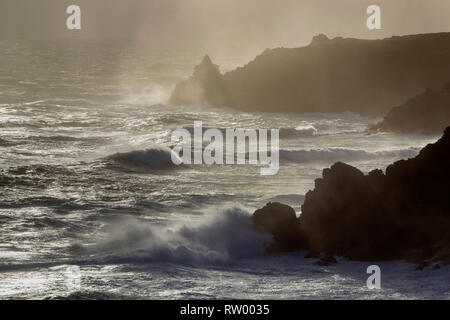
[
  {"xmin": 280, "ymin": 124, "xmax": 318, "ymax": 138},
  {"xmin": 108, "ymin": 146, "xmax": 181, "ymax": 169}
]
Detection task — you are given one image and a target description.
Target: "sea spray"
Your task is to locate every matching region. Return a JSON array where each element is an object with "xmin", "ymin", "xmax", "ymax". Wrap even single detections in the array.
[{"xmin": 80, "ymin": 206, "xmax": 273, "ymax": 265}]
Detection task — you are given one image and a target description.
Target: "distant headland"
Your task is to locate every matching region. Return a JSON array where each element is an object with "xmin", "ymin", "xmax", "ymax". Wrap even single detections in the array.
[{"xmin": 170, "ymin": 33, "xmax": 450, "ymax": 116}]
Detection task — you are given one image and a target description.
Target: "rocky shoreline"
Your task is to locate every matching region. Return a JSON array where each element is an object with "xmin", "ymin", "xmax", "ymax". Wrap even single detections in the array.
[{"xmin": 252, "ymin": 127, "xmax": 450, "ymax": 270}]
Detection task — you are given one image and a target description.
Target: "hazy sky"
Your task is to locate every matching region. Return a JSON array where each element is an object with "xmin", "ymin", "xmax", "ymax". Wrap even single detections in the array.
[{"xmin": 2, "ymin": 0, "xmax": 450, "ymax": 56}]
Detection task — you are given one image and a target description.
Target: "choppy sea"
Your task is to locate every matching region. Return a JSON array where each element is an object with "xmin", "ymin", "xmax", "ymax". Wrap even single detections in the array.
[{"xmin": 0, "ymin": 40, "xmax": 447, "ymax": 299}]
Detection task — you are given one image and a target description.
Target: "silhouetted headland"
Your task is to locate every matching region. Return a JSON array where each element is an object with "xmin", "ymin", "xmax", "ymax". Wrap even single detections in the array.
[
  {"xmin": 369, "ymin": 83, "xmax": 450, "ymax": 134},
  {"xmin": 171, "ymin": 33, "xmax": 450, "ymax": 116},
  {"xmin": 253, "ymin": 127, "xmax": 450, "ymax": 269}
]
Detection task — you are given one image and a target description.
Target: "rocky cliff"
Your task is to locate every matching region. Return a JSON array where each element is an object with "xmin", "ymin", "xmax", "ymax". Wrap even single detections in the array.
[
  {"xmin": 170, "ymin": 33, "xmax": 450, "ymax": 116},
  {"xmin": 253, "ymin": 127, "xmax": 450, "ymax": 267},
  {"xmin": 369, "ymin": 83, "xmax": 450, "ymax": 134}
]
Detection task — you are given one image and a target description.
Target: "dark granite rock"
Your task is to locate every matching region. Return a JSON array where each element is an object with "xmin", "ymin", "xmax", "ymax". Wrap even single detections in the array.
[
  {"xmin": 301, "ymin": 126, "xmax": 450, "ymax": 262},
  {"xmin": 252, "ymin": 202, "xmax": 309, "ymax": 253},
  {"xmin": 252, "ymin": 127, "xmax": 450, "ymax": 265}
]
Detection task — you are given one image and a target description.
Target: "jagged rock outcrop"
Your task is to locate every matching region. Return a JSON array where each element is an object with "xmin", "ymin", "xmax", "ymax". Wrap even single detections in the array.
[
  {"xmin": 310, "ymin": 33, "xmax": 330, "ymax": 46},
  {"xmin": 169, "ymin": 55, "xmax": 232, "ymax": 107},
  {"xmin": 369, "ymin": 83, "xmax": 450, "ymax": 134},
  {"xmin": 171, "ymin": 33, "xmax": 450, "ymax": 116},
  {"xmin": 253, "ymin": 127, "xmax": 450, "ymax": 265}
]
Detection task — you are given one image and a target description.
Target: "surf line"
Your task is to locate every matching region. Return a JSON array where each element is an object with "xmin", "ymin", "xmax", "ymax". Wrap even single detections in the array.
[{"xmin": 171, "ymin": 121, "xmax": 279, "ymax": 175}]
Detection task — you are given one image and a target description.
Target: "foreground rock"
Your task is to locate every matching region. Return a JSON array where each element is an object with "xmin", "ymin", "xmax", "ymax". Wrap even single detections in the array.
[
  {"xmin": 171, "ymin": 33, "xmax": 450, "ymax": 116},
  {"xmin": 252, "ymin": 202, "xmax": 308, "ymax": 253},
  {"xmin": 369, "ymin": 83, "xmax": 450, "ymax": 134},
  {"xmin": 253, "ymin": 127, "xmax": 450, "ymax": 265}
]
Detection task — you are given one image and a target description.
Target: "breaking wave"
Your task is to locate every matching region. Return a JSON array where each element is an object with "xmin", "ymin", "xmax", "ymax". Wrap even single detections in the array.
[
  {"xmin": 78, "ymin": 207, "xmax": 272, "ymax": 265},
  {"xmin": 280, "ymin": 124, "xmax": 318, "ymax": 138},
  {"xmin": 108, "ymin": 146, "xmax": 182, "ymax": 169}
]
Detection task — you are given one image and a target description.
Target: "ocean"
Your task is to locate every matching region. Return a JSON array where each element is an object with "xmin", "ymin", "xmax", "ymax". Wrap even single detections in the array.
[{"xmin": 0, "ymin": 40, "xmax": 447, "ymax": 299}]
